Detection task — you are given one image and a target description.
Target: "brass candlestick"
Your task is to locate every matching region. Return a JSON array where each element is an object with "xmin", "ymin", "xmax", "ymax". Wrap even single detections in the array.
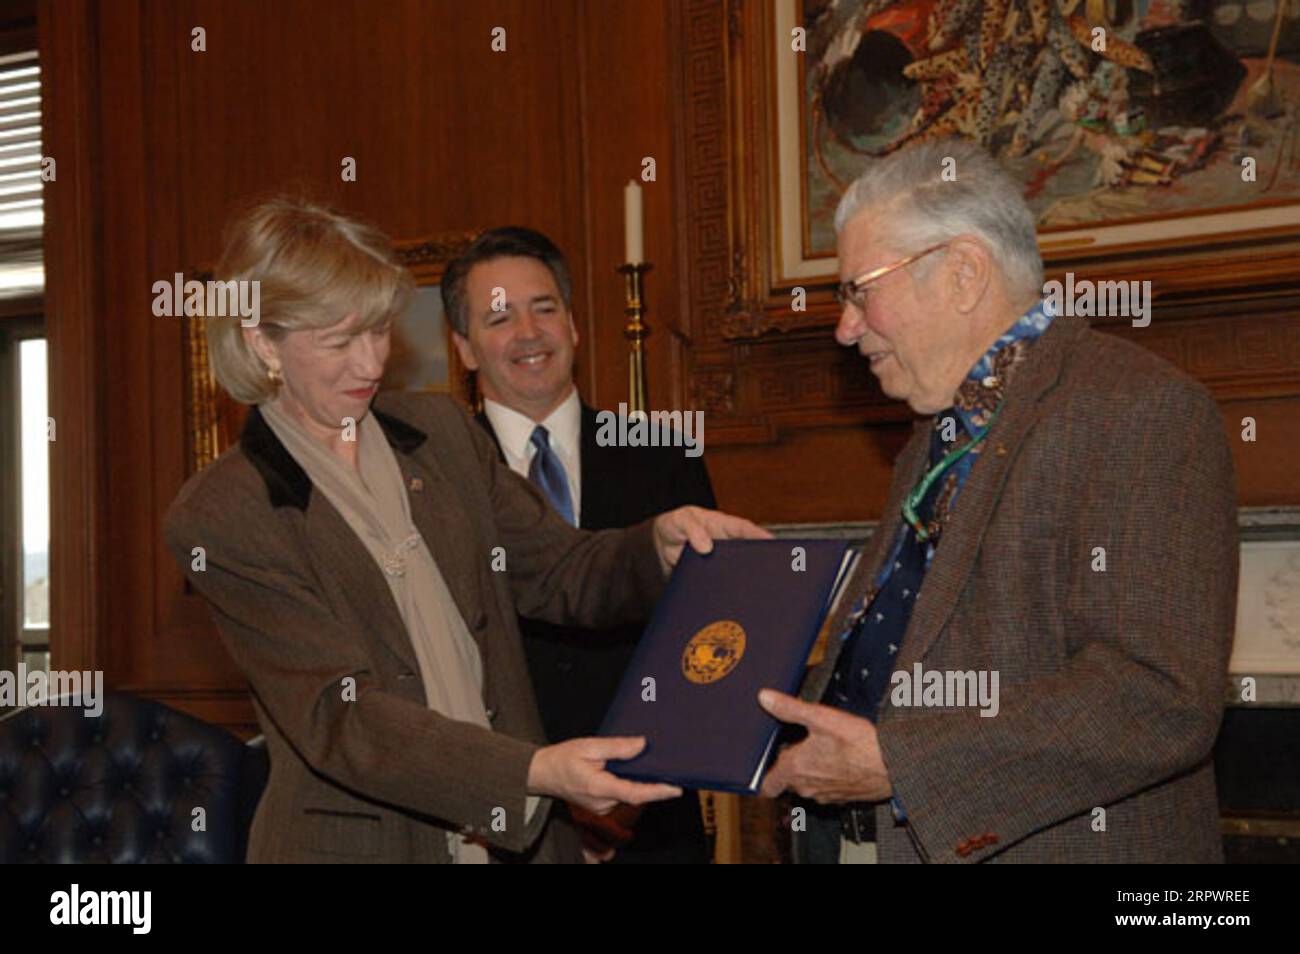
[{"xmin": 617, "ymin": 262, "xmax": 651, "ymax": 417}]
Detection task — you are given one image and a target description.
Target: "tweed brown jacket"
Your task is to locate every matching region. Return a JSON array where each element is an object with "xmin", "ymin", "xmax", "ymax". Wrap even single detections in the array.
[
  {"xmin": 802, "ymin": 313, "xmax": 1238, "ymax": 863},
  {"xmin": 165, "ymin": 392, "xmax": 666, "ymax": 863}
]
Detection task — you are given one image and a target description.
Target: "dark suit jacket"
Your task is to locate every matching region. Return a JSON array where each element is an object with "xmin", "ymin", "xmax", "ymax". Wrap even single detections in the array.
[
  {"xmin": 164, "ymin": 392, "xmax": 666, "ymax": 863},
  {"xmin": 477, "ymin": 401, "xmax": 716, "ymax": 862},
  {"xmin": 802, "ymin": 313, "xmax": 1239, "ymax": 863}
]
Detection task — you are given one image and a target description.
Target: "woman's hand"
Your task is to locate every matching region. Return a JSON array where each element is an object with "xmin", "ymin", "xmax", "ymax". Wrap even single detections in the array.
[
  {"xmin": 652, "ymin": 506, "xmax": 772, "ymax": 575},
  {"xmin": 571, "ymin": 802, "xmax": 642, "ymax": 863},
  {"xmin": 527, "ymin": 736, "xmax": 681, "ymax": 815}
]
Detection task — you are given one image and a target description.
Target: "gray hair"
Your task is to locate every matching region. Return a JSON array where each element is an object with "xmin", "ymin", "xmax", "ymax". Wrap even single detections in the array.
[{"xmin": 833, "ymin": 139, "xmax": 1043, "ymax": 300}]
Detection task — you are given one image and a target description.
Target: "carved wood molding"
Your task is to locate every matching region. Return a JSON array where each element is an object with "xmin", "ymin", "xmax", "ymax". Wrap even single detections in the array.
[
  {"xmin": 1100, "ymin": 303, "xmax": 1300, "ymax": 401},
  {"xmin": 679, "ymin": 0, "xmax": 733, "ymax": 347},
  {"xmin": 677, "ymin": 0, "xmax": 904, "ymax": 443},
  {"xmin": 393, "ymin": 231, "xmax": 478, "ymax": 282}
]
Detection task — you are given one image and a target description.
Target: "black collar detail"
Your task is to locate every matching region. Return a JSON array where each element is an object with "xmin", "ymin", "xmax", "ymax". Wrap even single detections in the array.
[
  {"xmin": 240, "ymin": 401, "xmax": 429, "ymax": 511},
  {"xmin": 240, "ymin": 405, "xmax": 312, "ymax": 511},
  {"xmin": 371, "ymin": 405, "xmax": 428, "ymax": 454}
]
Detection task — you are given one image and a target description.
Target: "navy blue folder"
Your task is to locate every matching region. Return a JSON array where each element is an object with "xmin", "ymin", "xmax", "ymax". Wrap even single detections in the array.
[{"xmin": 598, "ymin": 539, "xmax": 860, "ymax": 794}]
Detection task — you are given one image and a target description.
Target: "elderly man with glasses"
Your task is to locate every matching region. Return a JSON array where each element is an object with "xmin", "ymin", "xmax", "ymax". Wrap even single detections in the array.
[{"xmin": 759, "ymin": 139, "xmax": 1238, "ymax": 864}]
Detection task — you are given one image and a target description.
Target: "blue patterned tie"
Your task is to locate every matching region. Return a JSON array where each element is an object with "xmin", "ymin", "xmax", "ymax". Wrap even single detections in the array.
[
  {"xmin": 826, "ymin": 422, "xmax": 952, "ymax": 720},
  {"xmin": 528, "ymin": 425, "xmax": 576, "ymax": 527}
]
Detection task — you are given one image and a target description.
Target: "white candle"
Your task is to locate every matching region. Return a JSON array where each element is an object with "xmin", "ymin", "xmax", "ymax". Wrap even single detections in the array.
[{"xmin": 624, "ymin": 179, "xmax": 644, "ymax": 264}]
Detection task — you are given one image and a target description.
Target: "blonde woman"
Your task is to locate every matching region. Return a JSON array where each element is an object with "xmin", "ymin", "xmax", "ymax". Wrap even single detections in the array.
[{"xmin": 165, "ymin": 197, "xmax": 764, "ymax": 863}]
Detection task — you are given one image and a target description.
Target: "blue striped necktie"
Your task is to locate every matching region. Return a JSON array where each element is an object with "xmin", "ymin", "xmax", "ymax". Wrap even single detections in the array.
[{"xmin": 528, "ymin": 425, "xmax": 576, "ymax": 526}]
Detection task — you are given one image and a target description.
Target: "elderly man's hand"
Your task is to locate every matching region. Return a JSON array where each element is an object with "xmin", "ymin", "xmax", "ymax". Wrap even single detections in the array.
[
  {"xmin": 651, "ymin": 506, "xmax": 771, "ymax": 575},
  {"xmin": 758, "ymin": 689, "xmax": 892, "ymax": 803}
]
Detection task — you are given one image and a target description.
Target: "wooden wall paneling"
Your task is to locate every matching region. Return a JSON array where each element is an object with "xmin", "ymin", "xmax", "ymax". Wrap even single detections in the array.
[
  {"xmin": 1090, "ymin": 293, "xmax": 1300, "ymax": 506},
  {"xmin": 708, "ymin": 423, "xmax": 915, "ymax": 524},
  {"xmin": 40, "ymin": 0, "xmax": 104, "ymax": 676},
  {"xmin": 161, "ymin": 1, "xmax": 586, "ymax": 271},
  {"xmin": 1092, "ymin": 294, "xmax": 1300, "ymax": 402},
  {"xmin": 578, "ymin": 0, "xmax": 683, "ymax": 413},
  {"xmin": 146, "ymin": 1, "xmax": 249, "ymax": 708},
  {"xmin": 96, "ymin": 2, "xmax": 167, "ymax": 691},
  {"xmin": 1221, "ymin": 396, "xmax": 1300, "ymax": 506},
  {"xmin": 535, "ymin": 0, "xmax": 588, "ymax": 403}
]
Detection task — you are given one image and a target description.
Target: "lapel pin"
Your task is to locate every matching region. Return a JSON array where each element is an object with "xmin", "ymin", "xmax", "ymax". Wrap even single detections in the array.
[
  {"xmin": 995, "ymin": 444, "xmax": 1006, "ymax": 456},
  {"xmin": 408, "ymin": 476, "xmax": 424, "ymax": 492}
]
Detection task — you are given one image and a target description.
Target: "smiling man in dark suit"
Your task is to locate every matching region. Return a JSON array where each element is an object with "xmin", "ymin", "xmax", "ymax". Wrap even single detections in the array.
[{"xmin": 443, "ymin": 227, "xmax": 715, "ymax": 863}]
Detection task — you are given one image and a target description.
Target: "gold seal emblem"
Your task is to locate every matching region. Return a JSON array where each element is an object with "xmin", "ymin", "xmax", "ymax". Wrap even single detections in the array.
[{"xmin": 682, "ymin": 620, "xmax": 746, "ymax": 685}]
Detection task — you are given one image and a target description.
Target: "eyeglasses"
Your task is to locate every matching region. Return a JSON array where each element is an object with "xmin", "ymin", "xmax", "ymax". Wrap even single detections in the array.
[{"xmin": 833, "ymin": 243, "xmax": 948, "ymax": 310}]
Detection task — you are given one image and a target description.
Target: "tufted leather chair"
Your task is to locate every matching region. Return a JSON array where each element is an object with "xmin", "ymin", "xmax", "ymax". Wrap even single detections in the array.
[{"xmin": 0, "ymin": 691, "xmax": 268, "ymax": 863}]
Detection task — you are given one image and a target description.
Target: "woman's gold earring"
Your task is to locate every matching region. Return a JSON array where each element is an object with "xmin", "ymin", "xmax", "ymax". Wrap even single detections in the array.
[{"xmin": 267, "ymin": 365, "xmax": 283, "ymax": 386}]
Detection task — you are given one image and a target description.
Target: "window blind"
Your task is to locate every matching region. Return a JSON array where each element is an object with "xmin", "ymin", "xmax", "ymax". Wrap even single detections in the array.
[{"xmin": 0, "ymin": 47, "xmax": 41, "ymax": 296}]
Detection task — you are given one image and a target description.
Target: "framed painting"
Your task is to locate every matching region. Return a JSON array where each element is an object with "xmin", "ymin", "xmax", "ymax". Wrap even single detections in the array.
[
  {"xmin": 771, "ymin": 0, "xmax": 1300, "ymax": 287},
  {"xmin": 183, "ymin": 230, "xmax": 479, "ymax": 475},
  {"xmin": 385, "ymin": 232, "xmax": 479, "ymax": 405},
  {"xmin": 1231, "ymin": 507, "xmax": 1300, "ymax": 693}
]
